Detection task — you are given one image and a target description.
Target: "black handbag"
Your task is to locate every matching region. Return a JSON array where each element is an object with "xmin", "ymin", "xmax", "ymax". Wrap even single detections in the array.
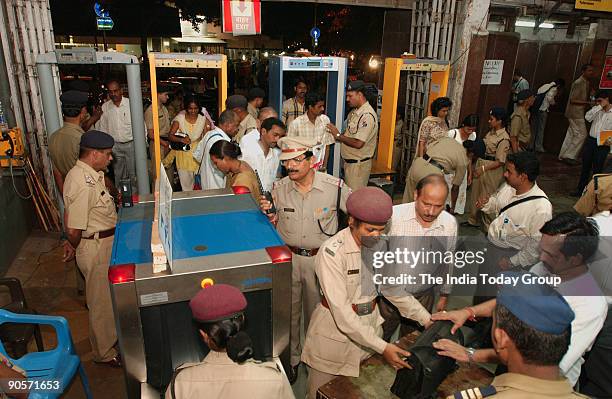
[{"xmin": 390, "ymin": 321, "xmax": 464, "ymax": 399}]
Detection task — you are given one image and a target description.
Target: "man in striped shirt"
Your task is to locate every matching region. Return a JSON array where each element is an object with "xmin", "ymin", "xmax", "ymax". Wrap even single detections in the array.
[
  {"xmin": 287, "ymin": 92, "xmax": 335, "ymax": 172},
  {"xmin": 282, "ymin": 78, "xmax": 308, "ymax": 127}
]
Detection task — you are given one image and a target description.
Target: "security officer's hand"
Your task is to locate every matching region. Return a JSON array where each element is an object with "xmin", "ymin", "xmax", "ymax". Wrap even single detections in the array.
[
  {"xmin": 433, "ymin": 339, "xmax": 468, "ymax": 362},
  {"xmin": 382, "ymin": 343, "xmax": 412, "ymax": 370},
  {"xmin": 259, "ymin": 195, "xmax": 278, "ymax": 225},
  {"xmin": 476, "ymin": 195, "xmax": 490, "ymax": 209},
  {"xmin": 62, "ymin": 240, "xmax": 76, "ymax": 262},
  {"xmin": 326, "ymin": 123, "xmax": 340, "ymax": 139}
]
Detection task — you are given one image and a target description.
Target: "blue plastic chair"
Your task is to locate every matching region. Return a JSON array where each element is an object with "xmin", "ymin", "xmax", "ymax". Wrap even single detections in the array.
[{"xmin": 0, "ymin": 309, "xmax": 92, "ymax": 399}]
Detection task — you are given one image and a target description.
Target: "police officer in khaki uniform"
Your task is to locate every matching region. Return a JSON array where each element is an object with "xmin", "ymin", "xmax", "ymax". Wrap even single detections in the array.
[
  {"xmin": 144, "ymin": 83, "xmax": 172, "ymax": 173},
  {"xmin": 327, "ymin": 81, "xmax": 378, "ymax": 190},
  {"xmin": 49, "ymin": 90, "xmax": 89, "ymax": 193},
  {"xmin": 301, "ymin": 187, "xmax": 432, "ymax": 399},
  {"xmin": 574, "ymin": 172, "xmax": 612, "ymax": 216},
  {"xmin": 466, "ymin": 107, "xmax": 510, "ymax": 230},
  {"xmin": 227, "ymin": 94, "xmax": 258, "ymax": 144},
  {"xmin": 260, "ymin": 136, "xmax": 351, "ymax": 384},
  {"xmin": 401, "ymin": 136, "xmax": 469, "ymax": 211},
  {"xmin": 509, "ymin": 90, "xmax": 534, "ymax": 153},
  {"xmin": 444, "ymin": 271, "xmax": 587, "ymax": 399},
  {"xmin": 166, "ymin": 284, "xmax": 294, "ymax": 399},
  {"xmin": 63, "ymin": 130, "xmax": 120, "ymax": 367}
]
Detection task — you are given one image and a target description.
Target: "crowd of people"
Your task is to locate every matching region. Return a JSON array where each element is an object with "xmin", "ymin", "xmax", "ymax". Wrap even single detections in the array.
[{"xmin": 42, "ymin": 66, "xmax": 612, "ymax": 399}]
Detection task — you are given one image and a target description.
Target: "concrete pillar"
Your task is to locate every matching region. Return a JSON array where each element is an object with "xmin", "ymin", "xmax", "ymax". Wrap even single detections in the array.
[{"xmin": 448, "ymin": 0, "xmax": 490, "ymax": 127}]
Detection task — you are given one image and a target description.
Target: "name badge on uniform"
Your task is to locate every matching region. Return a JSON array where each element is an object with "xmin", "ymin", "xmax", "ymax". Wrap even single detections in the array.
[
  {"xmin": 283, "ymin": 208, "xmax": 295, "ymax": 212},
  {"xmin": 347, "ymin": 269, "xmax": 360, "ymax": 275}
]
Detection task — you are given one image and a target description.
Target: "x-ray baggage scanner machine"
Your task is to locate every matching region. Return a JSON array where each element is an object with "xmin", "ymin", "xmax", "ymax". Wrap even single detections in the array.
[{"xmin": 269, "ymin": 56, "xmax": 348, "ymax": 177}]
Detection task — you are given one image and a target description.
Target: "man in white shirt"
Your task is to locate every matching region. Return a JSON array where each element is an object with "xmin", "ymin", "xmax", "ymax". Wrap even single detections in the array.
[
  {"xmin": 573, "ymin": 89, "xmax": 612, "ymax": 196},
  {"xmin": 530, "ymin": 78, "xmax": 564, "ymax": 153},
  {"xmin": 380, "ymin": 174, "xmax": 457, "ymax": 339},
  {"xmin": 287, "ymin": 92, "xmax": 335, "ymax": 172},
  {"xmin": 240, "ymin": 107, "xmax": 278, "ymax": 148},
  {"xmin": 192, "ymin": 110, "xmax": 239, "ymax": 190},
  {"xmin": 95, "ymin": 80, "xmax": 137, "ymax": 191},
  {"xmin": 240, "ymin": 118, "xmax": 286, "ymax": 192},
  {"xmin": 477, "ymin": 152, "xmax": 552, "ymax": 272}
]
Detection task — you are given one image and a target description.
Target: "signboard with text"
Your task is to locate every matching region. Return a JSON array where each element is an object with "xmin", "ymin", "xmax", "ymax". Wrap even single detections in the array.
[
  {"xmin": 481, "ymin": 60, "xmax": 504, "ymax": 85},
  {"xmin": 600, "ymin": 56, "xmax": 612, "ymax": 89},
  {"xmin": 575, "ymin": 0, "xmax": 612, "ymax": 12},
  {"xmin": 222, "ymin": 0, "xmax": 261, "ymax": 36}
]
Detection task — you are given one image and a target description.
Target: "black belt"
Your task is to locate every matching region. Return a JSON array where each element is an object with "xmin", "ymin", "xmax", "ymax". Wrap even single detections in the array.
[
  {"xmin": 288, "ymin": 246, "xmax": 319, "ymax": 257},
  {"xmin": 322, "ymin": 296, "xmax": 377, "ymax": 316},
  {"xmin": 423, "ymin": 154, "xmax": 445, "ymax": 171},
  {"xmin": 482, "ymin": 155, "xmax": 496, "ymax": 161},
  {"xmin": 344, "ymin": 157, "xmax": 372, "ymax": 164},
  {"xmin": 82, "ymin": 227, "xmax": 116, "ymax": 240}
]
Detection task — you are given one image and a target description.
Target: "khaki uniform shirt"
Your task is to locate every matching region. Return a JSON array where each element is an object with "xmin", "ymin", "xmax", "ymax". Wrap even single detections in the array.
[
  {"xmin": 248, "ymin": 103, "xmax": 259, "ymax": 119},
  {"xmin": 574, "ymin": 174, "xmax": 612, "ymax": 216},
  {"xmin": 483, "ymin": 182, "xmax": 552, "ymax": 268},
  {"xmin": 565, "ymin": 76, "xmax": 589, "ymax": 120},
  {"xmin": 166, "ymin": 351, "xmax": 294, "ymax": 399},
  {"xmin": 235, "ymin": 113, "xmax": 258, "ymax": 144},
  {"xmin": 144, "ymin": 103, "xmax": 171, "ymax": 138},
  {"xmin": 341, "ymin": 102, "xmax": 379, "ymax": 160},
  {"xmin": 281, "ymin": 97, "xmax": 306, "ymax": 127},
  {"xmin": 448, "ymin": 373, "xmax": 589, "ymax": 399},
  {"xmin": 226, "ymin": 168, "xmax": 262, "ymax": 205},
  {"xmin": 301, "ymin": 227, "xmax": 431, "ymax": 376},
  {"xmin": 510, "ymin": 106, "xmax": 531, "ymax": 146},
  {"xmin": 63, "ymin": 160, "xmax": 117, "ymax": 237},
  {"xmin": 273, "ymin": 172, "xmax": 351, "ymax": 249},
  {"xmin": 425, "ymin": 137, "xmax": 469, "ymax": 186},
  {"xmin": 48, "ymin": 122, "xmax": 84, "ymax": 177},
  {"xmin": 484, "ymin": 128, "xmax": 510, "ymax": 163}
]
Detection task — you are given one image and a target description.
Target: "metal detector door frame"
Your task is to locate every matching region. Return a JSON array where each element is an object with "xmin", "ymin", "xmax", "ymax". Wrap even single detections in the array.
[
  {"xmin": 148, "ymin": 52, "xmax": 228, "ymax": 181},
  {"xmin": 36, "ymin": 48, "xmax": 151, "ymax": 194},
  {"xmin": 268, "ymin": 56, "xmax": 348, "ymax": 177},
  {"xmin": 377, "ymin": 58, "xmax": 450, "ymax": 179}
]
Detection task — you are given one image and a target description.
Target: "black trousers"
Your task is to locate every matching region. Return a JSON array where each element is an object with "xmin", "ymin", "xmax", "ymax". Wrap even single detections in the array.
[
  {"xmin": 580, "ymin": 308, "xmax": 612, "ymax": 398},
  {"xmin": 576, "ymin": 137, "xmax": 610, "ymax": 194}
]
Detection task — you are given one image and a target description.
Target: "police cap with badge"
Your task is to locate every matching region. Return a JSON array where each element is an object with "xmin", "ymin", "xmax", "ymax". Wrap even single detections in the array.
[{"xmin": 60, "ymin": 90, "xmax": 89, "ymax": 114}]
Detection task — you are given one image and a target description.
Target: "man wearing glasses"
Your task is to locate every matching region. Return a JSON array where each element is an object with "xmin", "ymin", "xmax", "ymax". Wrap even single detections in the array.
[{"xmin": 260, "ymin": 136, "xmax": 352, "ymax": 385}]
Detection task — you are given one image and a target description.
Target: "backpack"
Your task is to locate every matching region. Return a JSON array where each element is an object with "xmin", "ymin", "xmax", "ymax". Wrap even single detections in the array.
[{"xmin": 530, "ymin": 84, "xmax": 555, "ymax": 113}]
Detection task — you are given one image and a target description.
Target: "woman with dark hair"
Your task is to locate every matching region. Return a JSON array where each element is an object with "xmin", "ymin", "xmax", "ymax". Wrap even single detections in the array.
[
  {"xmin": 168, "ymin": 96, "xmax": 210, "ymax": 191},
  {"xmin": 209, "ymin": 140, "xmax": 261, "ymax": 203},
  {"xmin": 165, "ymin": 284, "xmax": 294, "ymax": 398},
  {"xmin": 465, "ymin": 107, "xmax": 510, "ymax": 230},
  {"xmin": 416, "ymin": 97, "xmax": 452, "ymax": 157},
  {"xmin": 445, "ymin": 114, "xmax": 479, "ymax": 214}
]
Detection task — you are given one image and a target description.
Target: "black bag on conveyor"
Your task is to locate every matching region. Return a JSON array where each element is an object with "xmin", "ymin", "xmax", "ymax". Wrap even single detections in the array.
[{"xmin": 390, "ymin": 320, "xmax": 464, "ymax": 399}]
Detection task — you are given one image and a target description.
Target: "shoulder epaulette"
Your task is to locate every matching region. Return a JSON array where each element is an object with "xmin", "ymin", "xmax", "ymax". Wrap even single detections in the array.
[{"xmin": 448, "ymin": 385, "xmax": 497, "ymax": 399}]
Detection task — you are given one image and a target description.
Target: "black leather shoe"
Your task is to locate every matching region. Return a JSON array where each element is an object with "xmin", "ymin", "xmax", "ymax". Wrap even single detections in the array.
[{"xmin": 288, "ymin": 364, "xmax": 299, "ymax": 385}]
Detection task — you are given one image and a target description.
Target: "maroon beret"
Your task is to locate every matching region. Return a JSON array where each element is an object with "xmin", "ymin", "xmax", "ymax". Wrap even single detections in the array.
[
  {"xmin": 346, "ymin": 187, "xmax": 392, "ymax": 224},
  {"xmin": 189, "ymin": 284, "xmax": 247, "ymax": 322}
]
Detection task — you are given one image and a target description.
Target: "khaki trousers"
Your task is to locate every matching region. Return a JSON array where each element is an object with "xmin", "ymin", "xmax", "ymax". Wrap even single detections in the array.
[
  {"xmin": 467, "ymin": 159, "xmax": 505, "ymax": 231},
  {"xmin": 76, "ymin": 236, "xmax": 118, "ymax": 362},
  {"xmin": 291, "ymin": 254, "xmax": 321, "ymax": 366},
  {"xmin": 343, "ymin": 159, "xmax": 372, "ymax": 190},
  {"xmin": 401, "ymin": 158, "xmax": 443, "ymax": 203},
  {"xmin": 307, "ymin": 366, "xmax": 336, "ymax": 399},
  {"xmin": 559, "ymin": 118, "xmax": 588, "ymax": 161}
]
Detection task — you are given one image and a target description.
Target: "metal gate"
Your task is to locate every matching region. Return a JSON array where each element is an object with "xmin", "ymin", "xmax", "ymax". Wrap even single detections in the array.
[{"xmin": 399, "ymin": 70, "xmax": 431, "ymax": 184}]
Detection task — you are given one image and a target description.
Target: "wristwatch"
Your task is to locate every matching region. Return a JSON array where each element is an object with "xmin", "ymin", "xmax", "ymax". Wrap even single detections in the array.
[{"xmin": 465, "ymin": 347, "xmax": 476, "ymax": 363}]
